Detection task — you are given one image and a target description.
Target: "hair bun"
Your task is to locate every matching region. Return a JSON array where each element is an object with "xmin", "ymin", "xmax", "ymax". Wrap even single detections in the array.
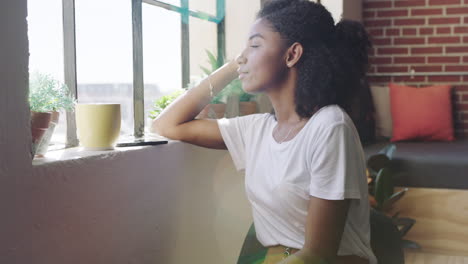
[{"xmin": 334, "ymin": 19, "xmax": 371, "ymax": 76}]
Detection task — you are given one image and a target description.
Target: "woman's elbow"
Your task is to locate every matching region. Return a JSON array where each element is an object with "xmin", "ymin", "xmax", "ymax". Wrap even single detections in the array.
[{"xmin": 151, "ymin": 118, "xmax": 169, "ymax": 137}]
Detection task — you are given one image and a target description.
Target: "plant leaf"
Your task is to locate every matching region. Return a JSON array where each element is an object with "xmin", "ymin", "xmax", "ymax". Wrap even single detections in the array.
[
  {"xmin": 200, "ymin": 66, "xmax": 212, "ymax": 76},
  {"xmin": 367, "ymin": 154, "xmax": 390, "ymax": 173},
  {"xmin": 401, "ymin": 239, "xmax": 421, "ymax": 249},
  {"xmin": 379, "ymin": 144, "xmax": 397, "ymax": 160},
  {"xmin": 394, "ymin": 217, "xmax": 416, "ymax": 237},
  {"xmin": 206, "ymin": 50, "xmax": 219, "ymax": 71},
  {"xmin": 382, "ymin": 188, "xmax": 407, "ymax": 212},
  {"xmin": 375, "ymin": 168, "xmax": 394, "ymax": 210}
]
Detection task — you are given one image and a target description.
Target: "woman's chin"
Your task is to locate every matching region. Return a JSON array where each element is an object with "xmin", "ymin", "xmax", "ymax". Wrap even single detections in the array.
[{"xmin": 241, "ymin": 84, "xmax": 262, "ymax": 94}]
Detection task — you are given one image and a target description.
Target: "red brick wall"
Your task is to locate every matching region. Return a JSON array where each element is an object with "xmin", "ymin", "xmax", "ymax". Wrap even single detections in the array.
[{"xmin": 363, "ymin": 0, "xmax": 468, "ymax": 137}]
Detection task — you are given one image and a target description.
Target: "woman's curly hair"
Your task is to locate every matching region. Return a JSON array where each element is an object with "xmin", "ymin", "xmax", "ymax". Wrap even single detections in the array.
[{"xmin": 258, "ymin": 0, "xmax": 372, "ymax": 119}]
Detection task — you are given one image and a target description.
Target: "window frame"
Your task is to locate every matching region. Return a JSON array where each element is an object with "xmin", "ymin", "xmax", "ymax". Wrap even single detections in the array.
[{"xmin": 60, "ymin": 0, "xmax": 225, "ymax": 145}]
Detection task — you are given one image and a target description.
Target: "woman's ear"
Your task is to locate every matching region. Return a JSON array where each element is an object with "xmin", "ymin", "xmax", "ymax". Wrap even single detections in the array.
[{"xmin": 285, "ymin": 42, "xmax": 303, "ymax": 68}]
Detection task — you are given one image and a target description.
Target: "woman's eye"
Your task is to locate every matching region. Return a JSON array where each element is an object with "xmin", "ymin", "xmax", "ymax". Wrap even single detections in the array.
[{"xmin": 250, "ymin": 45, "xmax": 259, "ymax": 48}]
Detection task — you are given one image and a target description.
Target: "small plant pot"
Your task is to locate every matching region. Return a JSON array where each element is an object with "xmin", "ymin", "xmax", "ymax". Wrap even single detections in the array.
[
  {"xmin": 30, "ymin": 111, "xmax": 52, "ymax": 157},
  {"xmin": 35, "ymin": 111, "xmax": 60, "ymax": 157},
  {"xmin": 239, "ymin": 101, "xmax": 258, "ymax": 116},
  {"xmin": 196, "ymin": 103, "xmax": 226, "ymax": 119}
]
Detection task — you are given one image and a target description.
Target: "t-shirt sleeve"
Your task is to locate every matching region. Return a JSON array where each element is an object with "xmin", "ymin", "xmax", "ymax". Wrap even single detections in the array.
[
  {"xmin": 308, "ymin": 123, "xmax": 364, "ymax": 200},
  {"xmin": 217, "ymin": 115, "xmax": 261, "ymax": 172}
]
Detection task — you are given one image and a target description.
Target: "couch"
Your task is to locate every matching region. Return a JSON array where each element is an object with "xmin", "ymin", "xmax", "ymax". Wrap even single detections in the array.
[{"xmin": 363, "ymin": 138, "xmax": 468, "ymax": 189}]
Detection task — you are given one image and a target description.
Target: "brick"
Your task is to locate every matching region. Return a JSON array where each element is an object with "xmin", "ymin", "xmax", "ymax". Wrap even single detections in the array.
[
  {"xmin": 369, "ymin": 28, "xmax": 384, "ymax": 36},
  {"xmin": 429, "ymin": 0, "xmax": 461, "ymax": 4},
  {"xmin": 368, "ymin": 76, "xmax": 392, "ymax": 83},
  {"xmin": 411, "ymin": 47, "xmax": 443, "ymax": 54},
  {"xmin": 429, "ymin": 17, "xmax": 461, "ymax": 25},
  {"xmin": 394, "ymin": 57, "xmax": 425, "ymax": 63},
  {"xmin": 428, "ymin": 56, "xmax": 460, "ymax": 63},
  {"xmin": 368, "ymin": 66, "xmax": 376, "ymax": 73},
  {"xmin": 428, "ymin": 76, "xmax": 461, "ymax": 82},
  {"xmin": 372, "ymin": 38, "xmax": 392, "ymax": 45},
  {"xmin": 370, "ymin": 57, "xmax": 392, "ymax": 64},
  {"xmin": 455, "ymin": 85, "xmax": 468, "ymax": 92},
  {"xmin": 364, "ymin": 11, "xmax": 375, "ymax": 18},
  {"xmin": 378, "ymin": 66, "xmax": 408, "ymax": 72},
  {"xmin": 464, "ymin": 36, "xmax": 468, "ymax": 43},
  {"xmin": 446, "ymin": 46, "xmax": 468, "ymax": 53},
  {"xmin": 419, "ymin": 28, "xmax": 434, "ymax": 35},
  {"xmin": 413, "ymin": 65, "xmax": 443, "ymax": 72},
  {"xmin": 402, "ymin": 28, "xmax": 417, "ymax": 35},
  {"xmin": 364, "ymin": 1, "xmax": 393, "ymax": 9},
  {"xmin": 462, "ymin": 95, "xmax": 468, "ymax": 101},
  {"xmin": 428, "ymin": 36, "xmax": 460, "ymax": 44},
  {"xmin": 446, "ymin": 7, "xmax": 468, "ymax": 14},
  {"xmin": 386, "ymin": 28, "xmax": 400, "ymax": 36},
  {"xmin": 411, "ymin": 8, "xmax": 443, "ymax": 16},
  {"xmin": 364, "ymin": 19, "xmax": 392, "ymax": 27},
  {"xmin": 377, "ymin": 10, "xmax": 408, "ymax": 17},
  {"xmin": 395, "ymin": 37, "xmax": 425, "ymax": 45},
  {"xmin": 379, "ymin": 47, "xmax": 409, "ymax": 54},
  {"xmin": 394, "ymin": 76, "xmax": 426, "ymax": 82},
  {"xmin": 456, "ymin": 103, "xmax": 468, "ymax": 110},
  {"xmin": 465, "ymin": 75, "xmax": 468, "ymax": 82},
  {"xmin": 395, "ymin": 18, "xmax": 426, "ymax": 26},
  {"xmin": 446, "ymin": 65, "xmax": 468, "ymax": 71},
  {"xmin": 454, "ymin": 27, "xmax": 468, "ymax": 33},
  {"xmin": 395, "ymin": 0, "xmax": 426, "ymax": 7},
  {"xmin": 466, "ymin": 17, "xmax": 468, "ymax": 23},
  {"xmin": 436, "ymin": 27, "xmax": 451, "ymax": 34}
]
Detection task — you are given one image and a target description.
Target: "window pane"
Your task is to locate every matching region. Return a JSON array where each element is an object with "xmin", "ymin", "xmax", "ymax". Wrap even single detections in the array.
[
  {"xmin": 190, "ymin": 0, "xmax": 216, "ymax": 17},
  {"xmin": 190, "ymin": 16, "xmax": 218, "ymax": 79},
  {"xmin": 143, "ymin": 5, "xmax": 182, "ymax": 132},
  {"xmin": 75, "ymin": 0, "xmax": 134, "ymax": 136},
  {"xmin": 156, "ymin": 0, "xmax": 180, "ymax": 7},
  {"xmin": 27, "ymin": 0, "xmax": 67, "ymax": 147}
]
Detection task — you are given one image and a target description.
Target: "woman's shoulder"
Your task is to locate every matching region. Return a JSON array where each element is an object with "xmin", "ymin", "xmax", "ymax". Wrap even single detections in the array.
[
  {"xmin": 313, "ymin": 105, "xmax": 352, "ymax": 124},
  {"xmin": 309, "ymin": 105, "xmax": 354, "ymax": 132}
]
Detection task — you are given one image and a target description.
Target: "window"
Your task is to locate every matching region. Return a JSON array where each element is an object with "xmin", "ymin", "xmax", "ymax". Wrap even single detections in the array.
[
  {"xmin": 27, "ymin": 0, "xmax": 67, "ymax": 148},
  {"xmin": 141, "ymin": 0, "xmax": 225, "ymax": 134},
  {"xmin": 142, "ymin": 5, "xmax": 182, "ymax": 133},
  {"xmin": 28, "ymin": 0, "xmax": 226, "ymax": 154},
  {"xmin": 75, "ymin": 0, "xmax": 134, "ymax": 136}
]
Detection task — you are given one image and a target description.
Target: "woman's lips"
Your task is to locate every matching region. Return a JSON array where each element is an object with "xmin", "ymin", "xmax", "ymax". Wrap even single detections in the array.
[{"xmin": 238, "ymin": 72, "xmax": 248, "ymax": 80}]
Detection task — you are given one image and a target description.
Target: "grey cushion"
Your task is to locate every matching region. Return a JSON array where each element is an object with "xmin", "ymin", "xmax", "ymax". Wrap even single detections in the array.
[{"xmin": 363, "ymin": 139, "xmax": 468, "ymax": 189}]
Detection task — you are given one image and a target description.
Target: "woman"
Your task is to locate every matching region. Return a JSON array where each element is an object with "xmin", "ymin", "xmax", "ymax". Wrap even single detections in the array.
[{"xmin": 152, "ymin": 0, "xmax": 376, "ymax": 263}]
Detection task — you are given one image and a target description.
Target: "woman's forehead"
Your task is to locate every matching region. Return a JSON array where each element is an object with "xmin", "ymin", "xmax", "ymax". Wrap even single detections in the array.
[{"xmin": 248, "ymin": 18, "xmax": 278, "ymax": 40}]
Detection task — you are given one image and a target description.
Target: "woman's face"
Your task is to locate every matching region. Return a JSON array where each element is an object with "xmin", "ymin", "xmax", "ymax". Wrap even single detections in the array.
[{"xmin": 237, "ymin": 18, "xmax": 289, "ymax": 94}]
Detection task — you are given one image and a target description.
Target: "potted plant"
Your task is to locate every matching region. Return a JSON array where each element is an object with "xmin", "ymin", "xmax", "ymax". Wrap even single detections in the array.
[
  {"xmin": 148, "ymin": 89, "xmax": 185, "ymax": 121},
  {"xmin": 29, "ymin": 72, "xmax": 75, "ymax": 157},
  {"xmin": 366, "ymin": 144, "xmax": 420, "ymax": 256}
]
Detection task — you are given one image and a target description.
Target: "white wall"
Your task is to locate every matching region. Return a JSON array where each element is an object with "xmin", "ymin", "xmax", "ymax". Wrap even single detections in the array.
[
  {"xmin": 225, "ymin": 0, "xmax": 261, "ymax": 60},
  {"xmin": 190, "ymin": 0, "xmax": 260, "ymax": 76},
  {"xmin": 321, "ymin": 0, "xmax": 362, "ymax": 22},
  {"xmin": 0, "ymin": 0, "xmax": 253, "ymax": 263}
]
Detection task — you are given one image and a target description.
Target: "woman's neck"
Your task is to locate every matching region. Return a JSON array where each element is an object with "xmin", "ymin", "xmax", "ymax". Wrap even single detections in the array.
[{"xmin": 267, "ymin": 73, "xmax": 303, "ymax": 124}]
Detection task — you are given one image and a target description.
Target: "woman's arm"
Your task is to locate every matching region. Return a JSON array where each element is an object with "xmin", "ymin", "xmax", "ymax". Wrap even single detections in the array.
[
  {"xmin": 278, "ymin": 197, "xmax": 350, "ymax": 264},
  {"xmin": 151, "ymin": 60, "xmax": 239, "ymax": 149}
]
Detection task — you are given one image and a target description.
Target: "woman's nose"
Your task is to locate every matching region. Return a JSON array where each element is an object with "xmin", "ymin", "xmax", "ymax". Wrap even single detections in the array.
[{"xmin": 236, "ymin": 52, "xmax": 247, "ymax": 65}]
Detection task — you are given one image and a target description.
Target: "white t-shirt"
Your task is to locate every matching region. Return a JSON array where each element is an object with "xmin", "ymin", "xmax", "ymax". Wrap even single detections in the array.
[{"xmin": 217, "ymin": 105, "xmax": 377, "ymax": 263}]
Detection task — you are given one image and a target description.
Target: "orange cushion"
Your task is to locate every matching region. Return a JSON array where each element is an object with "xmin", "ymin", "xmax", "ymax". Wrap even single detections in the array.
[{"xmin": 389, "ymin": 83, "xmax": 454, "ymax": 142}]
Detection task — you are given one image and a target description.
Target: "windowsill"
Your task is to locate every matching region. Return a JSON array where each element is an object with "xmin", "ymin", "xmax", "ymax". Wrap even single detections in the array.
[{"xmin": 32, "ymin": 139, "xmax": 176, "ymax": 167}]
